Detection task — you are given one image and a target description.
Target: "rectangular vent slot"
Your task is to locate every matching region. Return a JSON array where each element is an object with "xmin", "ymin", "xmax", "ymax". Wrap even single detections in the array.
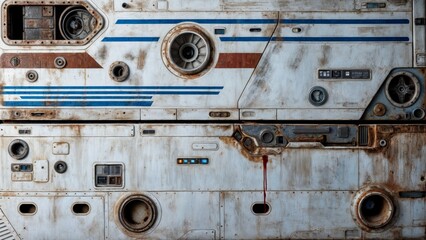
[{"xmin": 358, "ymin": 126, "xmax": 369, "ymax": 146}]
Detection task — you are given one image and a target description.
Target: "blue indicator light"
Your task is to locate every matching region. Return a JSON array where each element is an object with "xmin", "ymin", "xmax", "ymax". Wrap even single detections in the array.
[
  {"xmin": 183, "ymin": 159, "xmax": 189, "ymax": 164},
  {"xmin": 190, "ymin": 159, "xmax": 196, "ymax": 164},
  {"xmin": 201, "ymin": 159, "xmax": 209, "ymax": 164}
]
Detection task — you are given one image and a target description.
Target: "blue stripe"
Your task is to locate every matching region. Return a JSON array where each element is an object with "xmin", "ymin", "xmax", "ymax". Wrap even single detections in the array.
[
  {"xmin": 272, "ymin": 37, "xmax": 410, "ymax": 42},
  {"xmin": 3, "ymin": 86, "xmax": 224, "ymax": 90},
  {"xmin": 102, "ymin": 37, "xmax": 160, "ymax": 42},
  {"xmin": 20, "ymin": 96, "xmax": 153, "ymax": 100},
  {"xmin": 220, "ymin": 37, "xmax": 271, "ymax": 42},
  {"xmin": 281, "ymin": 19, "xmax": 409, "ymax": 24},
  {"xmin": 1, "ymin": 91, "xmax": 221, "ymax": 95},
  {"xmin": 4, "ymin": 101, "xmax": 153, "ymax": 107},
  {"xmin": 116, "ymin": 19, "xmax": 277, "ymax": 24}
]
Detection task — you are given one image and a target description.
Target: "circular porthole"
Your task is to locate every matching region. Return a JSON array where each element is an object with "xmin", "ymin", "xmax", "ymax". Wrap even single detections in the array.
[
  {"xmin": 116, "ymin": 194, "xmax": 160, "ymax": 235},
  {"xmin": 59, "ymin": 7, "xmax": 97, "ymax": 40},
  {"xmin": 162, "ymin": 24, "xmax": 214, "ymax": 78},
  {"xmin": 309, "ymin": 86, "xmax": 328, "ymax": 106},
  {"xmin": 260, "ymin": 130, "xmax": 275, "ymax": 144},
  {"xmin": 352, "ymin": 186, "xmax": 397, "ymax": 232},
  {"xmin": 385, "ymin": 71, "xmax": 421, "ymax": 108},
  {"xmin": 109, "ymin": 61, "xmax": 130, "ymax": 82},
  {"xmin": 8, "ymin": 139, "xmax": 29, "ymax": 160}
]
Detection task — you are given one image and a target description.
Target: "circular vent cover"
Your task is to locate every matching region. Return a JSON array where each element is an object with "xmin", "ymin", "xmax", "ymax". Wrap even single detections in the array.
[
  {"xmin": 162, "ymin": 25, "xmax": 214, "ymax": 77},
  {"xmin": 351, "ymin": 186, "xmax": 397, "ymax": 232},
  {"xmin": 385, "ymin": 71, "xmax": 421, "ymax": 108},
  {"xmin": 115, "ymin": 194, "xmax": 160, "ymax": 237},
  {"xmin": 59, "ymin": 7, "xmax": 97, "ymax": 40}
]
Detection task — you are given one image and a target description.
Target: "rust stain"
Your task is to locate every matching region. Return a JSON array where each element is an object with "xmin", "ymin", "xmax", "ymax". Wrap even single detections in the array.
[
  {"xmin": 289, "ymin": 47, "xmax": 305, "ymax": 69},
  {"xmin": 362, "ymin": 125, "xmax": 426, "ymax": 191},
  {"xmin": 98, "ymin": 46, "xmax": 108, "ymax": 60},
  {"xmin": 0, "ymin": 53, "xmax": 102, "ymax": 69},
  {"xmin": 219, "ymin": 136, "xmax": 262, "ymax": 162},
  {"xmin": 137, "ymin": 51, "xmax": 147, "ymax": 69},
  {"xmin": 215, "ymin": 53, "xmax": 262, "ymax": 68},
  {"xmin": 319, "ymin": 45, "xmax": 331, "ymax": 66}
]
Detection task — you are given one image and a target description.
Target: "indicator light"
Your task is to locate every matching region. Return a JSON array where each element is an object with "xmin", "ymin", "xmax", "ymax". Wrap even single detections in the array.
[{"xmin": 201, "ymin": 159, "xmax": 209, "ymax": 164}]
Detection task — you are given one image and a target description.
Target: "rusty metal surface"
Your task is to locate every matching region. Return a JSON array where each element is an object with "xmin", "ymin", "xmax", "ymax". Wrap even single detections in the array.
[
  {"xmin": 215, "ymin": 53, "xmax": 262, "ymax": 68},
  {"xmin": 0, "ymin": 53, "xmax": 102, "ymax": 68}
]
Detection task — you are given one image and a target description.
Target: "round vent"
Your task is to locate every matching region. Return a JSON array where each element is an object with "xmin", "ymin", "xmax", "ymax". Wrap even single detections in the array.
[
  {"xmin": 352, "ymin": 186, "xmax": 397, "ymax": 232},
  {"xmin": 116, "ymin": 194, "xmax": 160, "ymax": 236},
  {"xmin": 385, "ymin": 71, "xmax": 421, "ymax": 108},
  {"xmin": 59, "ymin": 7, "xmax": 97, "ymax": 40},
  {"xmin": 162, "ymin": 25, "xmax": 214, "ymax": 77}
]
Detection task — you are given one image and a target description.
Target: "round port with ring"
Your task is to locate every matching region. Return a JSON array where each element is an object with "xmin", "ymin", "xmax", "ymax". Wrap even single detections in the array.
[
  {"xmin": 260, "ymin": 130, "xmax": 275, "ymax": 144},
  {"xmin": 59, "ymin": 7, "xmax": 97, "ymax": 40},
  {"xmin": 385, "ymin": 71, "xmax": 421, "ymax": 108},
  {"xmin": 116, "ymin": 194, "xmax": 159, "ymax": 235},
  {"xmin": 54, "ymin": 57, "xmax": 67, "ymax": 69},
  {"xmin": 8, "ymin": 139, "xmax": 30, "ymax": 160},
  {"xmin": 309, "ymin": 86, "xmax": 328, "ymax": 106},
  {"xmin": 162, "ymin": 24, "xmax": 214, "ymax": 78},
  {"xmin": 109, "ymin": 61, "xmax": 130, "ymax": 82},
  {"xmin": 54, "ymin": 161, "xmax": 68, "ymax": 174},
  {"xmin": 351, "ymin": 186, "xmax": 397, "ymax": 232},
  {"xmin": 412, "ymin": 108, "xmax": 425, "ymax": 120},
  {"xmin": 26, "ymin": 70, "xmax": 38, "ymax": 82}
]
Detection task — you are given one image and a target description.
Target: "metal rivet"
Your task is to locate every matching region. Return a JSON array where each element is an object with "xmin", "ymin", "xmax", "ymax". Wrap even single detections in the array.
[
  {"xmin": 54, "ymin": 57, "xmax": 67, "ymax": 68},
  {"xmin": 373, "ymin": 103, "xmax": 386, "ymax": 116},
  {"xmin": 26, "ymin": 70, "xmax": 38, "ymax": 82},
  {"xmin": 10, "ymin": 57, "xmax": 20, "ymax": 67}
]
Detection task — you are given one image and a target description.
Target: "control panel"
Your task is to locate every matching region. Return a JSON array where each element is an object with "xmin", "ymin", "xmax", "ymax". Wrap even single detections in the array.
[{"xmin": 318, "ymin": 69, "xmax": 371, "ymax": 79}]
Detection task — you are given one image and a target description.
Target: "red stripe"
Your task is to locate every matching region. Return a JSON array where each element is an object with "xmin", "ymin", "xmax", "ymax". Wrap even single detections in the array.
[
  {"xmin": 0, "ymin": 53, "xmax": 102, "ymax": 68},
  {"xmin": 215, "ymin": 53, "xmax": 262, "ymax": 68}
]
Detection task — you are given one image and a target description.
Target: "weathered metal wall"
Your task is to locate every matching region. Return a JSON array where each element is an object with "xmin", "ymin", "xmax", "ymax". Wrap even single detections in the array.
[
  {"xmin": 0, "ymin": 0, "xmax": 425, "ymax": 239},
  {"xmin": 0, "ymin": 124, "xmax": 424, "ymax": 239}
]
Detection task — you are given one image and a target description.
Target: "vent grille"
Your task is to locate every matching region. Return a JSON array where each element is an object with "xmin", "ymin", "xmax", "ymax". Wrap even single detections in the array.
[
  {"xmin": 358, "ymin": 126, "xmax": 369, "ymax": 146},
  {"xmin": 0, "ymin": 209, "xmax": 19, "ymax": 240}
]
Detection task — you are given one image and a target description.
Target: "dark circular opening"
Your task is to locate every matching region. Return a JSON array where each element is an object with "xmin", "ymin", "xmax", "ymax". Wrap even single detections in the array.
[
  {"xmin": 65, "ymin": 16, "xmax": 84, "ymax": 35},
  {"xmin": 260, "ymin": 131, "xmax": 275, "ymax": 144},
  {"xmin": 119, "ymin": 195, "xmax": 158, "ymax": 233},
  {"xmin": 413, "ymin": 108, "xmax": 425, "ymax": 119},
  {"xmin": 309, "ymin": 87, "xmax": 328, "ymax": 106},
  {"xmin": 9, "ymin": 140, "xmax": 29, "ymax": 160},
  {"xmin": 242, "ymin": 137, "xmax": 253, "ymax": 148},
  {"xmin": 73, "ymin": 203, "xmax": 90, "ymax": 214},
  {"xmin": 19, "ymin": 203, "xmax": 36, "ymax": 214},
  {"xmin": 181, "ymin": 45, "xmax": 195, "ymax": 60},
  {"xmin": 54, "ymin": 161, "xmax": 68, "ymax": 174},
  {"xmin": 113, "ymin": 66, "xmax": 125, "ymax": 77},
  {"xmin": 359, "ymin": 194, "xmax": 393, "ymax": 228}
]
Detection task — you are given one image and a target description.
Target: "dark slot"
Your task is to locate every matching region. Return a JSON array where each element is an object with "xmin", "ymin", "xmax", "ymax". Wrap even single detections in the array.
[
  {"xmin": 252, "ymin": 203, "xmax": 270, "ymax": 214},
  {"xmin": 249, "ymin": 28, "xmax": 261, "ymax": 32},
  {"xmin": 399, "ymin": 191, "xmax": 426, "ymax": 198}
]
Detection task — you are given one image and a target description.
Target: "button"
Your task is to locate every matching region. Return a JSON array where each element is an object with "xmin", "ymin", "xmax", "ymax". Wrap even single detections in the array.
[{"xmin": 200, "ymin": 159, "xmax": 209, "ymax": 164}]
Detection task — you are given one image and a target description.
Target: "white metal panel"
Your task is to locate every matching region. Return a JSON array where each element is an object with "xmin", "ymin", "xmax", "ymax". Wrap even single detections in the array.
[
  {"xmin": 0, "ymin": 195, "xmax": 105, "ymax": 240},
  {"xmin": 0, "ymin": 124, "xmax": 135, "ymax": 137},
  {"xmin": 107, "ymin": 192, "xmax": 220, "ymax": 239}
]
